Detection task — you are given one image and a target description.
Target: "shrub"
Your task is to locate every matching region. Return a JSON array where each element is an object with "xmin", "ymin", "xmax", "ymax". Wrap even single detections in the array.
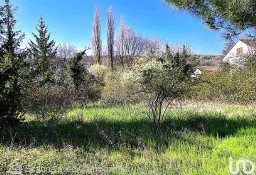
[
  {"xmin": 136, "ymin": 58, "xmax": 190, "ymax": 124},
  {"xmin": 103, "ymin": 55, "xmax": 192, "ymax": 123},
  {"xmin": 190, "ymin": 69, "xmax": 256, "ymax": 104},
  {"xmin": 102, "ymin": 70, "xmax": 140, "ymax": 104},
  {"xmin": 23, "ymin": 84, "xmax": 75, "ymax": 120},
  {"xmin": 219, "ymin": 61, "xmax": 232, "ymax": 73},
  {"xmin": 88, "ymin": 64, "xmax": 109, "ymax": 82},
  {"xmin": 23, "ymin": 77, "xmax": 101, "ymax": 120}
]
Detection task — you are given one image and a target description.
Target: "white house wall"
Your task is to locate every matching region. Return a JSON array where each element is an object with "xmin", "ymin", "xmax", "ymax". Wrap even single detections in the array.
[{"xmin": 223, "ymin": 41, "xmax": 255, "ymax": 64}]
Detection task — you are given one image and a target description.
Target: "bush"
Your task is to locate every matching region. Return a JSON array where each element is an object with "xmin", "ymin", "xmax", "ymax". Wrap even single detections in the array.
[
  {"xmin": 190, "ymin": 69, "xmax": 256, "ymax": 104},
  {"xmin": 103, "ymin": 55, "xmax": 192, "ymax": 123},
  {"xmin": 23, "ymin": 78, "xmax": 101, "ymax": 120},
  {"xmin": 88, "ymin": 64, "xmax": 109, "ymax": 82},
  {"xmin": 219, "ymin": 61, "xmax": 232, "ymax": 73},
  {"xmin": 102, "ymin": 70, "xmax": 140, "ymax": 104},
  {"xmin": 23, "ymin": 84, "xmax": 75, "ymax": 120},
  {"xmin": 137, "ymin": 58, "xmax": 190, "ymax": 123}
]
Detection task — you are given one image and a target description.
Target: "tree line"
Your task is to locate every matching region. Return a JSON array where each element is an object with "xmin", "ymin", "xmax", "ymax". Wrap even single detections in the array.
[{"xmin": 0, "ymin": 0, "xmax": 176, "ymax": 126}]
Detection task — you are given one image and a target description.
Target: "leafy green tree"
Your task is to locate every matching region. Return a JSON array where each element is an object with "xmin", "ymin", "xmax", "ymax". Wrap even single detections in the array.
[
  {"xmin": 139, "ymin": 59, "xmax": 190, "ymax": 124},
  {"xmin": 0, "ymin": 0, "xmax": 24, "ymax": 126},
  {"xmin": 29, "ymin": 17, "xmax": 57, "ymax": 86},
  {"xmin": 165, "ymin": 0, "xmax": 256, "ymax": 39}
]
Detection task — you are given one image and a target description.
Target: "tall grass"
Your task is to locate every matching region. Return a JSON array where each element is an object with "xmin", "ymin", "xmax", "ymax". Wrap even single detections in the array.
[{"xmin": 0, "ymin": 102, "xmax": 256, "ymax": 174}]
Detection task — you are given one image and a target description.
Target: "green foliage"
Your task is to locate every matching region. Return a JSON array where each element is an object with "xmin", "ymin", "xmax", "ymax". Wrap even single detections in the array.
[
  {"xmin": 138, "ymin": 58, "xmax": 190, "ymax": 123},
  {"xmin": 68, "ymin": 51, "xmax": 86, "ymax": 89},
  {"xmin": 219, "ymin": 61, "xmax": 232, "ymax": 73},
  {"xmin": 102, "ymin": 70, "xmax": 140, "ymax": 104},
  {"xmin": 165, "ymin": 44, "xmax": 171, "ymax": 62},
  {"xmin": 168, "ymin": 45, "xmax": 193, "ymax": 76},
  {"xmin": 165, "ymin": 0, "xmax": 256, "ymax": 39},
  {"xmin": 245, "ymin": 54, "xmax": 256, "ymax": 73},
  {"xmin": 0, "ymin": 0, "xmax": 24, "ymax": 127},
  {"xmin": 191, "ymin": 69, "xmax": 256, "ymax": 104},
  {"xmin": 88, "ymin": 63, "xmax": 109, "ymax": 82},
  {"xmin": 28, "ymin": 17, "xmax": 57, "ymax": 86},
  {"xmin": 24, "ymin": 84, "xmax": 74, "ymax": 121}
]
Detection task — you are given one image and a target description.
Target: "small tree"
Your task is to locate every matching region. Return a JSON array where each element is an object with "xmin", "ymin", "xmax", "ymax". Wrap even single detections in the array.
[
  {"xmin": 68, "ymin": 49, "xmax": 87, "ymax": 90},
  {"xmin": 29, "ymin": 17, "xmax": 57, "ymax": 86},
  {"xmin": 167, "ymin": 45, "xmax": 193, "ymax": 77},
  {"xmin": 27, "ymin": 17, "xmax": 62, "ymax": 121},
  {"xmin": 0, "ymin": 0, "xmax": 24, "ymax": 126},
  {"xmin": 138, "ymin": 59, "xmax": 190, "ymax": 124}
]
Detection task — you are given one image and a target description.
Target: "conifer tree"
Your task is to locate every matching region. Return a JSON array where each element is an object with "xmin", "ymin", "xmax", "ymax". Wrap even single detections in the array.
[
  {"xmin": 29, "ymin": 17, "xmax": 57, "ymax": 86},
  {"xmin": 168, "ymin": 45, "xmax": 192, "ymax": 77},
  {"xmin": 0, "ymin": 0, "xmax": 24, "ymax": 126},
  {"xmin": 68, "ymin": 51, "xmax": 86, "ymax": 90}
]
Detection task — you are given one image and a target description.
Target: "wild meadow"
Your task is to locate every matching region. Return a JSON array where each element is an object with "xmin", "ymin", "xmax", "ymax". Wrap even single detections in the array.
[{"xmin": 1, "ymin": 102, "xmax": 256, "ymax": 174}]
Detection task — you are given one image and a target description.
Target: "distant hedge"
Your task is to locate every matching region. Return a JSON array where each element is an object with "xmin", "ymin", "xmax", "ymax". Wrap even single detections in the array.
[{"xmin": 190, "ymin": 69, "xmax": 256, "ymax": 104}]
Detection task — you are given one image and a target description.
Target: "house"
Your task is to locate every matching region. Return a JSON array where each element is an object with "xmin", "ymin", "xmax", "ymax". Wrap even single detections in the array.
[
  {"xmin": 223, "ymin": 39, "xmax": 256, "ymax": 65},
  {"xmin": 191, "ymin": 69, "xmax": 202, "ymax": 79}
]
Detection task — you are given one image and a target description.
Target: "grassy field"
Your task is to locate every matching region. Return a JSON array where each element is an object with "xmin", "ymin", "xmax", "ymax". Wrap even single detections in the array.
[{"xmin": 0, "ymin": 102, "xmax": 256, "ymax": 174}]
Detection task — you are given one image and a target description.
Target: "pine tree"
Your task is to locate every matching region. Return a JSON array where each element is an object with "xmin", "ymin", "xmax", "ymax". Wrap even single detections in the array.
[
  {"xmin": 29, "ymin": 17, "xmax": 57, "ymax": 86},
  {"xmin": 170, "ymin": 45, "xmax": 192, "ymax": 77},
  {"xmin": 0, "ymin": 0, "xmax": 24, "ymax": 126}
]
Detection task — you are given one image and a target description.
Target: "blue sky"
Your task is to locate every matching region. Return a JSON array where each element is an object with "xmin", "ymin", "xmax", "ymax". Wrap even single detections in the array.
[{"xmin": 7, "ymin": 0, "xmax": 225, "ymax": 54}]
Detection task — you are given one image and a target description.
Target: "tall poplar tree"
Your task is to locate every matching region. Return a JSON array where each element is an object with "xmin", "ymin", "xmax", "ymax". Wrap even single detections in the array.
[
  {"xmin": 91, "ymin": 7, "xmax": 101, "ymax": 64},
  {"xmin": 107, "ymin": 6, "xmax": 115, "ymax": 70}
]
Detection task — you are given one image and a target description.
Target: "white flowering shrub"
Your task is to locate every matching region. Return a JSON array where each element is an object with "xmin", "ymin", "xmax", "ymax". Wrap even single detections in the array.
[
  {"xmin": 88, "ymin": 64, "xmax": 109, "ymax": 81},
  {"xmin": 135, "ymin": 58, "xmax": 190, "ymax": 123},
  {"xmin": 102, "ymin": 70, "xmax": 141, "ymax": 104}
]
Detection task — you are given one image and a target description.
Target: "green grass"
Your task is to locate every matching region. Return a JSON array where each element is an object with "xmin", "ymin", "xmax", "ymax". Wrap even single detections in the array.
[{"xmin": 0, "ymin": 102, "xmax": 256, "ymax": 174}]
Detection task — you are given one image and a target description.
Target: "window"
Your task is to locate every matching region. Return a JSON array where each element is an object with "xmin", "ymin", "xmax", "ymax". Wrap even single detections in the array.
[{"xmin": 236, "ymin": 47, "xmax": 243, "ymax": 55}]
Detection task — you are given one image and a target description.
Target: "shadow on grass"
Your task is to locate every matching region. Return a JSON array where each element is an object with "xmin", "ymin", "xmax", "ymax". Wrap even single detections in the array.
[{"xmin": 1, "ymin": 112, "xmax": 255, "ymax": 151}]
